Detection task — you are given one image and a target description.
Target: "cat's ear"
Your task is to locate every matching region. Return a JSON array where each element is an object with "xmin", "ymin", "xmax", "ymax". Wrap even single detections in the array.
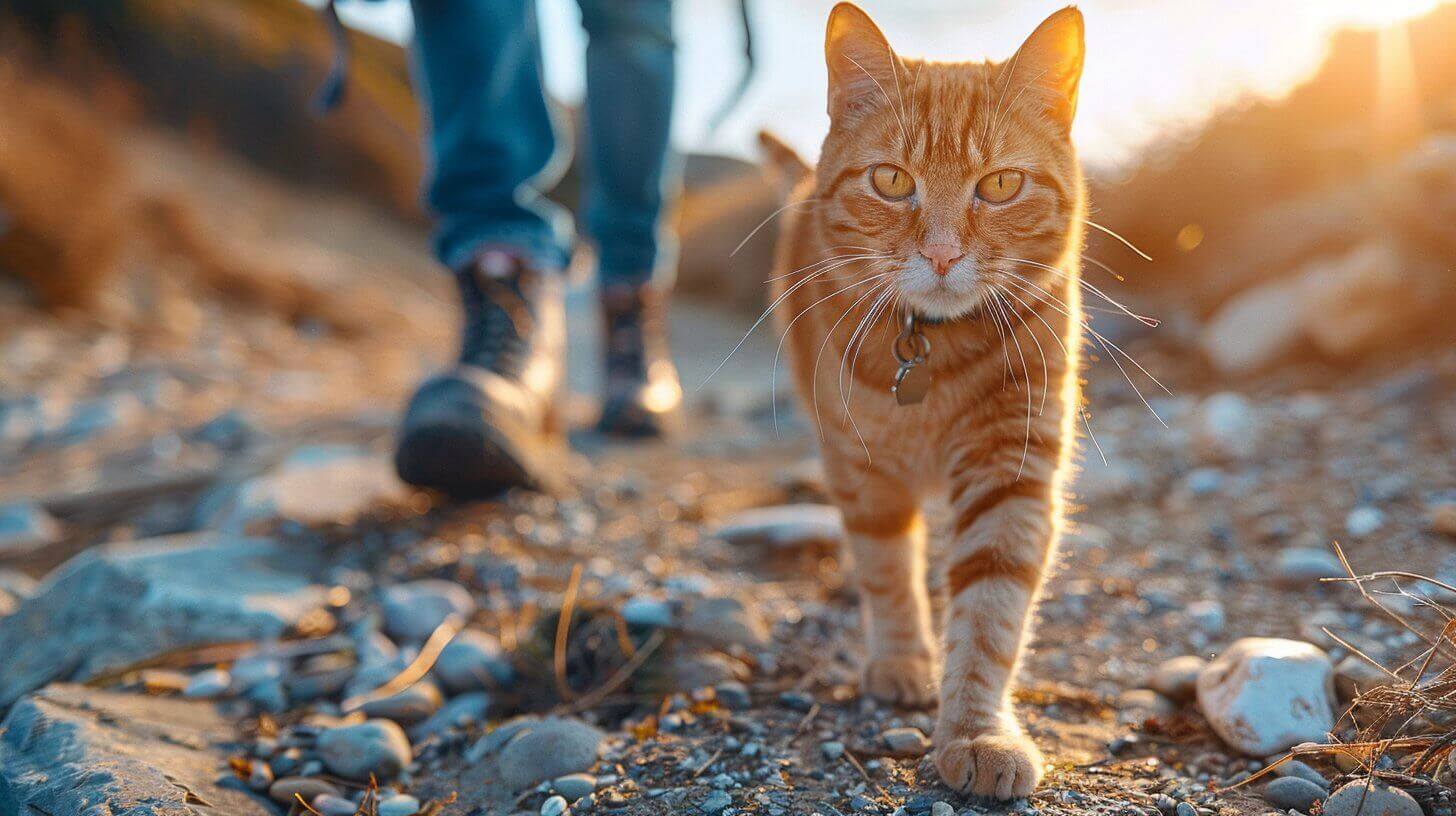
[
  {"xmin": 824, "ymin": 3, "xmax": 899, "ymax": 120},
  {"xmin": 1005, "ymin": 6, "xmax": 1085, "ymax": 130}
]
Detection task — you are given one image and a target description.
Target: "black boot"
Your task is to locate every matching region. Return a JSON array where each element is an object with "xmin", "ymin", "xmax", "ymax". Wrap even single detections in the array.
[
  {"xmin": 596, "ymin": 282, "xmax": 681, "ymax": 437},
  {"xmin": 395, "ymin": 248, "xmax": 564, "ymax": 498}
]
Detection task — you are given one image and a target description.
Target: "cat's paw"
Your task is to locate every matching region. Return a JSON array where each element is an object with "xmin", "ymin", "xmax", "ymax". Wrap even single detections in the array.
[
  {"xmin": 933, "ymin": 729, "xmax": 1044, "ymax": 800},
  {"xmin": 862, "ymin": 653, "xmax": 938, "ymax": 707}
]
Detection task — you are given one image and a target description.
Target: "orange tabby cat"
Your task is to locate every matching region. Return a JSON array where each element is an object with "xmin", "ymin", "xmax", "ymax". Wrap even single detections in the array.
[{"xmin": 761, "ymin": 3, "xmax": 1086, "ymax": 799}]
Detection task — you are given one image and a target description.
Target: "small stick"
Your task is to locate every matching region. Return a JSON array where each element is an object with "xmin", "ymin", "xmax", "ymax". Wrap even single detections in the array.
[
  {"xmin": 342, "ymin": 615, "xmax": 461, "ymax": 712},
  {"xmin": 692, "ymin": 747, "xmax": 724, "ymax": 779},
  {"xmin": 557, "ymin": 630, "xmax": 667, "ymax": 715},
  {"xmin": 554, "ymin": 563, "xmax": 584, "ymax": 701},
  {"xmin": 842, "ymin": 747, "xmax": 888, "ymax": 799}
]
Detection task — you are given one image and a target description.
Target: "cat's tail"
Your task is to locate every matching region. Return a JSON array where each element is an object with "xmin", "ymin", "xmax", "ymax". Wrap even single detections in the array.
[{"xmin": 758, "ymin": 130, "xmax": 811, "ymax": 199}]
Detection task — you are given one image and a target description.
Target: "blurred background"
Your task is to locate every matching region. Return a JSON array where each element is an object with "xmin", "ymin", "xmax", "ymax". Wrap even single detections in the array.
[{"xmin": 1, "ymin": 3, "xmax": 1455, "ymax": 813}]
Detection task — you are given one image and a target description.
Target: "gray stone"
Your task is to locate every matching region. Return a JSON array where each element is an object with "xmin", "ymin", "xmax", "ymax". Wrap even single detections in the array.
[
  {"xmin": 1196, "ymin": 638, "xmax": 1335, "ymax": 756},
  {"xmin": 316, "ymin": 720, "xmax": 413, "ymax": 780},
  {"xmin": 203, "ymin": 445, "xmax": 407, "ymax": 530},
  {"xmin": 715, "ymin": 680, "xmax": 751, "ymax": 710},
  {"xmin": 1323, "ymin": 780, "xmax": 1421, "ymax": 816},
  {"xmin": 380, "ymin": 579, "xmax": 477, "ymax": 642},
  {"xmin": 358, "ymin": 681, "xmax": 444, "ymax": 724},
  {"xmin": 700, "ymin": 789, "xmax": 733, "ymax": 815},
  {"xmin": 410, "ymin": 691, "xmax": 492, "ymax": 742},
  {"xmin": 0, "ymin": 501, "xmax": 61, "ymax": 556},
  {"xmin": 670, "ymin": 650, "xmax": 749, "ymax": 691},
  {"xmin": 1187, "ymin": 599, "xmax": 1226, "ymax": 633},
  {"xmin": 495, "ymin": 717, "xmax": 605, "ymax": 789},
  {"xmin": 680, "ymin": 596, "xmax": 769, "ymax": 649},
  {"xmin": 0, "ymin": 533, "xmax": 327, "ymax": 709},
  {"xmin": 269, "ymin": 776, "xmax": 343, "ymax": 805},
  {"xmin": 621, "ymin": 595, "xmax": 673, "ymax": 628},
  {"xmin": 881, "ymin": 726, "xmax": 931, "ymax": 757},
  {"xmin": 553, "ymin": 773, "xmax": 596, "ymax": 800},
  {"xmin": 821, "ymin": 740, "xmax": 845, "ymax": 760},
  {"xmin": 709, "ymin": 504, "xmax": 843, "ymax": 549},
  {"xmin": 314, "ymin": 794, "xmax": 359, "ymax": 816},
  {"xmin": 1273, "ymin": 759, "xmax": 1329, "ymax": 788},
  {"xmin": 0, "ymin": 684, "xmax": 273, "ymax": 815},
  {"xmin": 378, "ymin": 794, "xmax": 422, "ymax": 816},
  {"xmin": 1345, "ymin": 506, "xmax": 1384, "ymax": 538},
  {"xmin": 1118, "ymin": 689, "xmax": 1176, "ymax": 722},
  {"xmin": 541, "ymin": 795, "xmax": 569, "ymax": 816},
  {"xmin": 1275, "ymin": 548, "xmax": 1345, "ymax": 588},
  {"xmin": 1192, "ymin": 392, "xmax": 1260, "ymax": 461},
  {"xmin": 183, "ymin": 668, "xmax": 233, "ymax": 698},
  {"xmin": 1264, "ymin": 776, "xmax": 1326, "ymax": 812},
  {"xmin": 1150, "ymin": 655, "xmax": 1207, "ymax": 702},
  {"xmin": 435, "ymin": 628, "xmax": 515, "ymax": 692},
  {"xmin": 931, "ymin": 803, "xmax": 954, "ymax": 816}
]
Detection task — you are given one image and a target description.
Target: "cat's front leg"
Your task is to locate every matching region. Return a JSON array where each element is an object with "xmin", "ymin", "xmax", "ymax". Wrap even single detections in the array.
[
  {"xmin": 827, "ymin": 464, "xmax": 938, "ymax": 707},
  {"xmin": 933, "ymin": 464, "xmax": 1059, "ymax": 799}
]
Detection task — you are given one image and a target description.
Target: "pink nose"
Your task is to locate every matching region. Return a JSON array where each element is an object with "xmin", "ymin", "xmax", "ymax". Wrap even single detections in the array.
[{"xmin": 919, "ymin": 243, "xmax": 965, "ymax": 277}]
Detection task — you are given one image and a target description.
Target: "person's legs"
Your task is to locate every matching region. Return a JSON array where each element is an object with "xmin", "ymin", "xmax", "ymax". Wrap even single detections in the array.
[
  {"xmin": 576, "ymin": 0, "xmax": 683, "ymax": 435},
  {"xmin": 412, "ymin": 0, "xmax": 572, "ymax": 271},
  {"xmin": 396, "ymin": 0, "xmax": 569, "ymax": 498}
]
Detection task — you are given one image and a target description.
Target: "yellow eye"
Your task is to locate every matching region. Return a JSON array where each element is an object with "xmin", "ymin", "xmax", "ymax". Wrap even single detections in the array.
[
  {"xmin": 870, "ymin": 164, "xmax": 915, "ymax": 199},
  {"xmin": 976, "ymin": 170, "xmax": 1025, "ymax": 203}
]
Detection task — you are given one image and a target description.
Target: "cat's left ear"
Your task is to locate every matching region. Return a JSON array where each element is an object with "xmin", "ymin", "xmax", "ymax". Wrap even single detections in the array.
[
  {"xmin": 1005, "ymin": 6, "xmax": 1085, "ymax": 130},
  {"xmin": 824, "ymin": 3, "xmax": 900, "ymax": 120}
]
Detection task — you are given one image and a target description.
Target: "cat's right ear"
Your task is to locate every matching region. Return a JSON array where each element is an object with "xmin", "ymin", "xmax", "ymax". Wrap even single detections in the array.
[{"xmin": 825, "ymin": 3, "xmax": 899, "ymax": 120}]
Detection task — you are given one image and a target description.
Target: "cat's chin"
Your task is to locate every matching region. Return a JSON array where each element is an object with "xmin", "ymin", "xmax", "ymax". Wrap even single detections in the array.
[{"xmin": 900, "ymin": 290, "xmax": 985, "ymax": 322}]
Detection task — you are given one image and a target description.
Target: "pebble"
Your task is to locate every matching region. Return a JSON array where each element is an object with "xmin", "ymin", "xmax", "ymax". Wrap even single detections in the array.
[
  {"xmin": 495, "ymin": 717, "xmax": 605, "ymax": 790},
  {"xmin": 183, "ymin": 668, "xmax": 232, "ymax": 698},
  {"xmin": 881, "ymin": 727, "xmax": 931, "ymax": 757},
  {"xmin": 1150, "ymin": 655, "xmax": 1207, "ymax": 702},
  {"xmin": 680, "ymin": 596, "xmax": 769, "ymax": 649},
  {"xmin": 931, "ymin": 803, "xmax": 954, "ymax": 816},
  {"xmin": 268, "ymin": 777, "xmax": 342, "ymax": 805},
  {"xmin": 1117, "ymin": 689, "xmax": 1175, "ymax": 721},
  {"xmin": 380, "ymin": 580, "xmax": 477, "ymax": 642},
  {"xmin": 1334, "ymin": 654, "xmax": 1394, "ymax": 700},
  {"xmin": 700, "ymin": 789, "xmax": 733, "ymax": 815},
  {"xmin": 312, "ymin": 794, "xmax": 359, "ymax": 816},
  {"xmin": 1193, "ymin": 392, "xmax": 1259, "ymax": 461},
  {"xmin": 1274, "ymin": 548, "xmax": 1345, "ymax": 588},
  {"xmin": 709, "ymin": 503, "xmax": 843, "ymax": 549},
  {"xmin": 778, "ymin": 691, "xmax": 814, "ymax": 711},
  {"xmin": 1344, "ymin": 506, "xmax": 1384, "ymax": 538},
  {"xmin": 1263, "ymin": 777, "xmax": 1326, "ymax": 812},
  {"xmin": 714, "ymin": 681, "xmax": 751, "ymax": 710},
  {"xmin": 0, "ymin": 502, "xmax": 61, "ymax": 555},
  {"xmin": 1187, "ymin": 600, "xmax": 1226, "ymax": 633},
  {"xmin": 1175, "ymin": 802, "xmax": 1198, "ymax": 816},
  {"xmin": 621, "ymin": 596, "xmax": 673, "ymax": 628},
  {"xmin": 1322, "ymin": 780, "xmax": 1422, "ymax": 816},
  {"xmin": 316, "ymin": 720, "xmax": 413, "ymax": 780},
  {"xmin": 358, "ymin": 681, "xmax": 444, "ymax": 723},
  {"xmin": 247, "ymin": 679, "xmax": 289, "ymax": 713},
  {"xmin": 821, "ymin": 740, "xmax": 845, "ymax": 760},
  {"xmin": 1429, "ymin": 502, "xmax": 1456, "ymax": 537},
  {"xmin": 435, "ymin": 629, "xmax": 515, "ymax": 692},
  {"xmin": 553, "ymin": 773, "xmax": 596, "ymax": 801},
  {"xmin": 378, "ymin": 794, "xmax": 421, "ymax": 816},
  {"xmin": 540, "ymin": 795, "xmax": 569, "ymax": 816},
  {"xmin": 1273, "ymin": 759, "xmax": 1329, "ymax": 788},
  {"xmin": 246, "ymin": 761, "xmax": 274, "ymax": 791},
  {"xmin": 1196, "ymin": 638, "xmax": 1335, "ymax": 756},
  {"xmin": 410, "ymin": 691, "xmax": 491, "ymax": 741}
]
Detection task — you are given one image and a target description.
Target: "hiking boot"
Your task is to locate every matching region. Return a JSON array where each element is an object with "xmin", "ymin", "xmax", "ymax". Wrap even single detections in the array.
[
  {"xmin": 395, "ymin": 248, "xmax": 564, "ymax": 498},
  {"xmin": 597, "ymin": 281, "xmax": 681, "ymax": 437}
]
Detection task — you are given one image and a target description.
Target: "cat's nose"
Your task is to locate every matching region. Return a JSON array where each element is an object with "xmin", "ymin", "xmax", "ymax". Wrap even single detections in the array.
[{"xmin": 919, "ymin": 243, "xmax": 965, "ymax": 276}]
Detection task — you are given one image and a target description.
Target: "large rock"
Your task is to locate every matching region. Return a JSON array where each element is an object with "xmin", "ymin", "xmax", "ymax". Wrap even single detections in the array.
[
  {"xmin": 493, "ymin": 717, "xmax": 605, "ymax": 790},
  {"xmin": 1322, "ymin": 780, "xmax": 1422, "ymax": 816},
  {"xmin": 1196, "ymin": 638, "xmax": 1335, "ymax": 756},
  {"xmin": 202, "ymin": 445, "xmax": 407, "ymax": 529},
  {"xmin": 0, "ymin": 684, "xmax": 272, "ymax": 815},
  {"xmin": 0, "ymin": 533, "xmax": 327, "ymax": 708}
]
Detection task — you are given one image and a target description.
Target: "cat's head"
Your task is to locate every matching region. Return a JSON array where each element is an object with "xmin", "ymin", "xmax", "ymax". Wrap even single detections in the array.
[{"xmin": 815, "ymin": 3, "xmax": 1086, "ymax": 321}]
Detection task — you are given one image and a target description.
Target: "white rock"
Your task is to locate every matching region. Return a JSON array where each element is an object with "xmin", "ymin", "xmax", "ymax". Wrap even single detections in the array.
[
  {"xmin": 1196, "ymin": 638, "xmax": 1335, "ymax": 756},
  {"xmin": 1200, "ymin": 279, "xmax": 1306, "ymax": 375},
  {"xmin": 1344, "ymin": 506, "xmax": 1384, "ymax": 538},
  {"xmin": 708, "ymin": 504, "xmax": 843, "ymax": 549}
]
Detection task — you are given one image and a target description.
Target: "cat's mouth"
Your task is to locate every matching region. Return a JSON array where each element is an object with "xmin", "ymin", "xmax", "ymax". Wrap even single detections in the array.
[{"xmin": 895, "ymin": 256, "xmax": 986, "ymax": 321}]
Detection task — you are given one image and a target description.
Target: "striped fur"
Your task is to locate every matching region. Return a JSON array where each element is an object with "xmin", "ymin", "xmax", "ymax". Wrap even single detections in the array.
[{"xmin": 763, "ymin": 4, "xmax": 1087, "ymax": 799}]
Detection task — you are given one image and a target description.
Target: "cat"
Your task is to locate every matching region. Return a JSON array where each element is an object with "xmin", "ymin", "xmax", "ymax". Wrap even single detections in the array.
[{"xmin": 760, "ymin": 3, "xmax": 1087, "ymax": 799}]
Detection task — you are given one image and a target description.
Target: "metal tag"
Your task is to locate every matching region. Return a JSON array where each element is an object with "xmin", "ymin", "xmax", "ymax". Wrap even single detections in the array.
[{"xmin": 893, "ymin": 362, "xmax": 931, "ymax": 406}]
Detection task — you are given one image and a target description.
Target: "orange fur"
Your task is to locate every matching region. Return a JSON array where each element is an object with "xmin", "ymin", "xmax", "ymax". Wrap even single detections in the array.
[{"xmin": 764, "ymin": 4, "xmax": 1088, "ymax": 799}]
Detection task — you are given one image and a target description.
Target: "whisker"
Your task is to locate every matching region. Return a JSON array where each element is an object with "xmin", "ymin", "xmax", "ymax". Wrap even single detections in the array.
[
  {"xmin": 996, "ymin": 256, "xmax": 1159, "ymax": 328},
  {"xmin": 991, "ymin": 283, "xmax": 1050, "ymax": 416},
  {"xmin": 810, "ymin": 276, "xmax": 894, "ymax": 455},
  {"xmin": 989, "ymin": 289, "xmax": 1034, "ymax": 478},
  {"xmin": 732, "ymin": 198, "xmax": 820, "ymax": 258},
  {"xmin": 1083, "ymin": 218, "xmax": 1153, "ymax": 262},
  {"xmin": 839, "ymin": 283, "xmax": 897, "ymax": 421}
]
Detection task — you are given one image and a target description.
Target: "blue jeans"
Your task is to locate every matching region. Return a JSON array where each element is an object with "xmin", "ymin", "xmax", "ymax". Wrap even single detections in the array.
[{"xmin": 410, "ymin": 0, "xmax": 677, "ymax": 287}]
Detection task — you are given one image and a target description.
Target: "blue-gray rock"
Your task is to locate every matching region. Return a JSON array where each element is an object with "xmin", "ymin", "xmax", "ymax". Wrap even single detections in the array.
[
  {"xmin": 358, "ymin": 681, "xmax": 444, "ymax": 724},
  {"xmin": 1323, "ymin": 780, "xmax": 1421, "ymax": 816},
  {"xmin": 495, "ymin": 717, "xmax": 605, "ymax": 789},
  {"xmin": 183, "ymin": 668, "xmax": 233, "ymax": 698},
  {"xmin": 315, "ymin": 720, "xmax": 413, "ymax": 780},
  {"xmin": 314, "ymin": 794, "xmax": 359, "ymax": 816},
  {"xmin": 378, "ymin": 793, "xmax": 422, "ymax": 816},
  {"xmin": 410, "ymin": 691, "xmax": 492, "ymax": 742},
  {"xmin": 881, "ymin": 726, "xmax": 931, "ymax": 757},
  {"xmin": 1264, "ymin": 776, "xmax": 1327, "ymax": 812},
  {"xmin": 553, "ymin": 773, "xmax": 597, "ymax": 800},
  {"xmin": 0, "ymin": 502, "xmax": 60, "ymax": 556},
  {"xmin": 680, "ymin": 596, "xmax": 769, "ymax": 649},
  {"xmin": 380, "ymin": 580, "xmax": 477, "ymax": 642},
  {"xmin": 1273, "ymin": 759, "xmax": 1329, "ymax": 788},
  {"xmin": 0, "ymin": 533, "xmax": 328, "ymax": 709},
  {"xmin": 201, "ymin": 445, "xmax": 407, "ymax": 530},
  {"xmin": 715, "ymin": 680, "xmax": 751, "ymax": 710},
  {"xmin": 268, "ymin": 776, "xmax": 342, "ymax": 805},
  {"xmin": 0, "ymin": 685, "xmax": 273, "ymax": 815},
  {"xmin": 541, "ymin": 794, "xmax": 569, "ymax": 816},
  {"xmin": 621, "ymin": 596, "xmax": 673, "ymax": 628},
  {"xmin": 1345, "ymin": 506, "xmax": 1384, "ymax": 538},
  {"xmin": 435, "ymin": 628, "xmax": 515, "ymax": 692},
  {"xmin": 700, "ymin": 789, "xmax": 733, "ymax": 815},
  {"xmin": 1275, "ymin": 548, "xmax": 1345, "ymax": 588}
]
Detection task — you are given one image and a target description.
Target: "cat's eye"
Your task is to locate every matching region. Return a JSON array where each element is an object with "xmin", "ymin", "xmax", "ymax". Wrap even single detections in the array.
[
  {"xmin": 976, "ymin": 170, "xmax": 1025, "ymax": 203},
  {"xmin": 870, "ymin": 164, "xmax": 915, "ymax": 199}
]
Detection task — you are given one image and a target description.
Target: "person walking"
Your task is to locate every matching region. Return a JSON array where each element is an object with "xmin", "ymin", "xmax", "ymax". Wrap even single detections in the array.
[{"xmin": 394, "ymin": 0, "xmax": 682, "ymax": 498}]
